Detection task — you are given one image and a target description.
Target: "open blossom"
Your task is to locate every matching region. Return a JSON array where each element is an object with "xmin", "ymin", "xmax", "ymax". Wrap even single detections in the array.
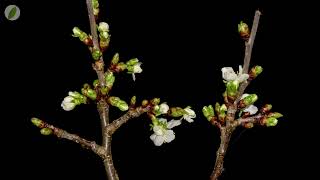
[
  {"xmin": 182, "ymin": 107, "xmax": 196, "ymax": 123},
  {"xmin": 132, "ymin": 63, "xmax": 142, "ymax": 81},
  {"xmin": 150, "ymin": 118, "xmax": 181, "ymax": 146},
  {"xmin": 241, "ymin": 94, "xmax": 258, "ymax": 115},
  {"xmin": 157, "ymin": 103, "xmax": 169, "ymax": 114},
  {"xmin": 221, "ymin": 65, "xmax": 249, "ymax": 83}
]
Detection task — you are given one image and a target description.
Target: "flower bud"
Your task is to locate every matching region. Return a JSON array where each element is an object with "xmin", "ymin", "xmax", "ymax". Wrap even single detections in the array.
[
  {"xmin": 226, "ymin": 80, "xmax": 239, "ymax": 97},
  {"xmin": 266, "ymin": 117, "xmax": 278, "ymax": 127},
  {"xmin": 244, "ymin": 122, "xmax": 254, "ymax": 129},
  {"xmin": 105, "ymin": 71, "xmax": 115, "ymax": 88},
  {"xmin": 93, "ymin": 79, "xmax": 99, "ymax": 88},
  {"xmin": 169, "ymin": 107, "xmax": 186, "ymax": 117},
  {"xmin": 92, "ymin": 48, "xmax": 102, "ymax": 61},
  {"xmin": 249, "ymin": 65, "xmax": 263, "ymax": 79},
  {"xmin": 111, "ymin": 53, "xmax": 120, "ymax": 64},
  {"xmin": 126, "ymin": 58, "xmax": 139, "ymax": 66},
  {"xmin": 238, "ymin": 21, "xmax": 250, "ymax": 40},
  {"xmin": 142, "ymin": 100, "xmax": 149, "ymax": 107},
  {"xmin": 202, "ymin": 105, "xmax": 215, "ymax": 121},
  {"xmin": 242, "ymin": 94, "xmax": 258, "ymax": 106},
  {"xmin": 130, "ymin": 96, "xmax": 136, "ymax": 106},
  {"xmin": 261, "ymin": 104, "xmax": 272, "ymax": 113},
  {"xmin": 98, "ymin": 22, "xmax": 109, "ymax": 32},
  {"xmin": 40, "ymin": 128, "xmax": 53, "ymax": 135},
  {"xmin": 31, "ymin": 118, "xmax": 44, "ymax": 128},
  {"xmin": 150, "ymin": 98, "xmax": 160, "ymax": 105},
  {"xmin": 86, "ymin": 89, "xmax": 97, "ymax": 100},
  {"xmin": 118, "ymin": 101, "xmax": 129, "ymax": 111},
  {"xmin": 267, "ymin": 112, "xmax": 283, "ymax": 119},
  {"xmin": 72, "ymin": 27, "xmax": 82, "ymax": 37}
]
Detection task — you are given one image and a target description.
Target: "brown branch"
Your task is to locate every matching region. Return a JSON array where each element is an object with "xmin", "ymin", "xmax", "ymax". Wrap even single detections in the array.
[
  {"xmin": 242, "ymin": 10, "xmax": 261, "ymax": 74},
  {"xmin": 236, "ymin": 113, "xmax": 263, "ymax": 125},
  {"xmin": 106, "ymin": 106, "xmax": 151, "ymax": 135},
  {"xmin": 35, "ymin": 121, "xmax": 107, "ymax": 159},
  {"xmin": 86, "ymin": 0, "xmax": 106, "ymax": 88},
  {"xmin": 210, "ymin": 10, "xmax": 261, "ymax": 180}
]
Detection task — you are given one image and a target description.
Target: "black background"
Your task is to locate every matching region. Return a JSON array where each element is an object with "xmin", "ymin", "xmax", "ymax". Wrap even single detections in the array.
[{"xmin": 1, "ymin": 0, "xmax": 314, "ymax": 179}]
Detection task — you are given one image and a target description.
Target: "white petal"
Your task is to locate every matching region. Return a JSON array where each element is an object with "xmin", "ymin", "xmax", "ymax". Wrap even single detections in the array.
[
  {"xmin": 64, "ymin": 96, "xmax": 74, "ymax": 103},
  {"xmin": 237, "ymin": 74, "xmax": 249, "ymax": 82},
  {"xmin": 222, "ymin": 67, "xmax": 237, "ymax": 81},
  {"xmin": 153, "ymin": 125, "xmax": 164, "ymax": 136},
  {"xmin": 98, "ymin": 22, "xmax": 109, "ymax": 32},
  {"xmin": 133, "ymin": 63, "xmax": 143, "ymax": 73},
  {"xmin": 167, "ymin": 120, "xmax": 181, "ymax": 129},
  {"xmin": 184, "ymin": 117, "xmax": 194, "ymax": 123},
  {"xmin": 150, "ymin": 134, "xmax": 156, "ymax": 141},
  {"xmin": 243, "ymin": 105, "xmax": 258, "ymax": 115},
  {"xmin": 153, "ymin": 135, "xmax": 165, "ymax": 146},
  {"xmin": 158, "ymin": 118, "xmax": 167, "ymax": 124},
  {"xmin": 184, "ymin": 108, "xmax": 196, "ymax": 118},
  {"xmin": 61, "ymin": 102, "xmax": 76, "ymax": 111},
  {"xmin": 159, "ymin": 103, "xmax": 169, "ymax": 114},
  {"xmin": 238, "ymin": 65, "xmax": 243, "ymax": 74},
  {"xmin": 132, "ymin": 73, "xmax": 136, "ymax": 81},
  {"xmin": 241, "ymin": 94, "xmax": 250, "ymax": 100},
  {"xmin": 164, "ymin": 130, "xmax": 175, "ymax": 143}
]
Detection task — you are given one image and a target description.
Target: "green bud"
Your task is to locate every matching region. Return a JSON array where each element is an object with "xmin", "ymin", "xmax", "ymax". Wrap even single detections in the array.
[
  {"xmin": 226, "ymin": 80, "xmax": 239, "ymax": 97},
  {"xmin": 130, "ymin": 96, "xmax": 136, "ymax": 105},
  {"xmin": 108, "ymin": 96, "xmax": 121, "ymax": 106},
  {"xmin": 118, "ymin": 101, "xmax": 129, "ymax": 111},
  {"xmin": 215, "ymin": 102, "xmax": 220, "ymax": 114},
  {"xmin": 93, "ymin": 79, "xmax": 99, "ymax": 88},
  {"xmin": 86, "ymin": 89, "xmax": 97, "ymax": 100},
  {"xmin": 250, "ymin": 65, "xmax": 263, "ymax": 78},
  {"xmin": 268, "ymin": 112, "xmax": 283, "ymax": 119},
  {"xmin": 92, "ymin": 0, "xmax": 99, "ymax": 9},
  {"xmin": 31, "ymin": 118, "xmax": 43, "ymax": 127},
  {"xmin": 100, "ymin": 38, "xmax": 110, "ymax": 51},
  {"xmin": 92, "ymin": 48, "xmax": 102, "ymax": 61},
  {"xmin": 242, "ymin": 94, "xmax": 258, "ymax": 106},
  {"xmin": 202, "ymin": 105, "xmax": 214, "ymax": 121},
  {"xmin": 111, "ymin": 53, "xmax": 120, "ymax": 64},
  {"xmin": 93, "ymin": 8, "xmax": 99, "ymax": 16},
  {"xmin": 238, "ymin": 21, "xmax": 250, "ymax": 40},
  {"xmin": 126, "ymin": 58, "xmax": 139, "ymax": 66},
  {"xmin": 220, "ymin": 104, "xmax": 227, "ymax": 112},
  {"xmin": 79, "ymin": 33, "xmax": 88, "ymax": 42},
  {"xmin": 40, "ymin": 128, "xmax": 52, "ymax": 135},
  {"xmin": 72, "ymin": 27, "xmax": 82, "ymax": 37},
  {"xmin": 101, "ymin": 87, "xmax": 109, "ymax": 95},
  {"xmin": 150, "ymin": 98, "xmax": 160, "ymax": 105},
  {"xmin": 105, "ymin": 71, "xmax": 115, "ymax": 88},
  {"xmin": 126, "ymin": 65, "xmax": 134, "ymax": 72},
  {"xmin": 266, "ymin": 117, "xmax": 278, "ymax": 127},
  {"xmin": 169, "ymin": 107, "xmax": 186, "ymax": 117},
  {"xmin": 261, "ymin": 104, "xmax": 272, "ymax": 113},
  {"xmin": 142, "ymin": 100, "xmax": 149, "ymax": 107},
  {"xmin": 99, "ymin": 31, "xmax": 109, "ymax": 40}
]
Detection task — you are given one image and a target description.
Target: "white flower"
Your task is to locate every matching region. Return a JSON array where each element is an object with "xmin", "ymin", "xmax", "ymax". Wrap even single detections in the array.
[
  {"xmin": 221, "ymin": 65, "xmax": 249, "ymax": 83},
  {"xmin": 61, "ymin": 96, "xmax": 76, "ymax": 111},
  {"xmin": 243, "ymin": 105, "xmax": 258, "ymax": 115},
  {"xmin": 182, "ymin": 107, "xmax": 196, "ymax": 123},
  {"xmin": 98, "ymin": 22, "xmax": 109, "ymax": 32},
  {"xmin": 241, "ymin": 94, "xmax": 258, "ymax": 115},
  {"xmin": 132, "ymin": 63, "xmax": 142, "ymax": 81},
  {"xmin": 159, "ymin": 103, "xmax": 169, "ymax": 114},
  {"xmin": 150, "ymin": 118, "xmax": 181, "ymax": 146}
]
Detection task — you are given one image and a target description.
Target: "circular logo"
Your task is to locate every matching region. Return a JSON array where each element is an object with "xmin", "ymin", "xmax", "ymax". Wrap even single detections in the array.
[{"xmin": 4, "ymin": 5, "xmax": 20, "ymax": 21}]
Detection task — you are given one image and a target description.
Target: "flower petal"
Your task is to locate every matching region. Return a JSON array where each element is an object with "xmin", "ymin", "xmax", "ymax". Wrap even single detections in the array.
[
  {"xmin": 243, "ymin": 105, "xmax": 258, "ymax": 115},
  {"xmin": 153, "ymin": 125, "xmax": 164, "ymax": 136},
  {"xmin": 158, "ymin": 118, "xmax": 167, "ymax": 124},
  {"xmin": 237, "ymin": 74, "xmax": 249, "ymax": 82},
  {"xmin": 164, "ymin": 130, "xmax": 175, "ymax": 143},
  {"xmin": 222, "ymin": 67, "xmax": 237, "ymax": 81},
  {"xmin": 167, "ymin": 120, "xmax": 181, "ymax": 129},
  {"xmin": 159, "ymin": 103, "xmax": 169, "ymax": 114},
  {"xmin": 153, "ymin": 135, "xmax": 165, "ymax": 146}
]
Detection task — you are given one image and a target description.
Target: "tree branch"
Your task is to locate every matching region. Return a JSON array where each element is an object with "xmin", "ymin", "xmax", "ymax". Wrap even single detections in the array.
[
  {"xmin": 236, "ymin": 114, "xmax": 263, "ymax": 125},
  {"xmin": 35, "ymin": 120, "xmax": 107, "ymax": 159},
  {"xmin": 242, "ymin": 10, "xmax": 261, "ymax": 74},
  {"xmin": 106, "ymin": 106, "xmax": 151, "ymax": 135},
  {"xmin": 211, "ymin": 10, "xmax": 261, "ymax": 180},
  {"xmin": 86, "ymin": 0, "xmax": 106, "ymax": 88}
]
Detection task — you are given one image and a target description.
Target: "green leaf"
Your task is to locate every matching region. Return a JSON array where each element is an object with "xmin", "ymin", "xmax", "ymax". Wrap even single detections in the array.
[{"xmin": 8, "ymin": 7, "xmax": 17, "ymax": 20}]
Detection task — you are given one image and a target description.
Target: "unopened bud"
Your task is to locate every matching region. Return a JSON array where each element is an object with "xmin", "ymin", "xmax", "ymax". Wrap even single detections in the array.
[
  {"xmin": 111, "ymin": 53, "xmax": 120, "ymax": 64},
  {"xmin": 266, "ymin": 117, "xmax": 278, "ymax": 127},
  {"xmin": 130, "ymin": 96, "xmax": 136, "ymax": 106},
  {"xmin": 202, "ymin": 105, "xmax": 215, "ymax": 121},
  {"xmin": 268, "ymin": 112, "xmax": 283, "ymax": 119},
  {"xmin": 226, "ymin": 80, "xmax": 239, "ymax": 97},
  {"xmin": 31, "ymin": 118, "xmax": 44, "ymax": 128},
  {"xmin": 142, "ymin": 100, "xmax": 149, "ymax": 107},
  {"xmin": 249, "ymin": 65, "xmax": 263, "ymax": 79},
  {"xmin": 238, "ymin": 21, "xmax": 250, "ymax": 40},
  {"xmin": 261, "ymin": 104, "xmax": 272, "ymax": 113},
  {"xmin": 150, "ymin": 98, "xmax": 160, "ymax": 105},
  {"xmin": 40, "ymin": 128, "xmax": 52, "ymax": 135},
  {"xmin": 92, "ymin": 48, "xmax": 102, "ymax": 61}
]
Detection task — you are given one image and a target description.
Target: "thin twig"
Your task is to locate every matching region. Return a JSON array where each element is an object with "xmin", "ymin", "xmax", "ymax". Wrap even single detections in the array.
[
  {"xmin": 37, "ymin": 121, "xmax": 107, "ymax": 159},
  {"xmin": 236, "ymin": 114, "xmax": 263, "ymax": 125},
  {"xmin": 106, "ymin": 106, "xmax": 151, "ymax": 135},
  {"xmin": 210, "ymin": 10, "xmax": 261, "ymax": 180},
  {"xmin": 86, "ymin": 0, "xmax": 106, "ymax": 88}
]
